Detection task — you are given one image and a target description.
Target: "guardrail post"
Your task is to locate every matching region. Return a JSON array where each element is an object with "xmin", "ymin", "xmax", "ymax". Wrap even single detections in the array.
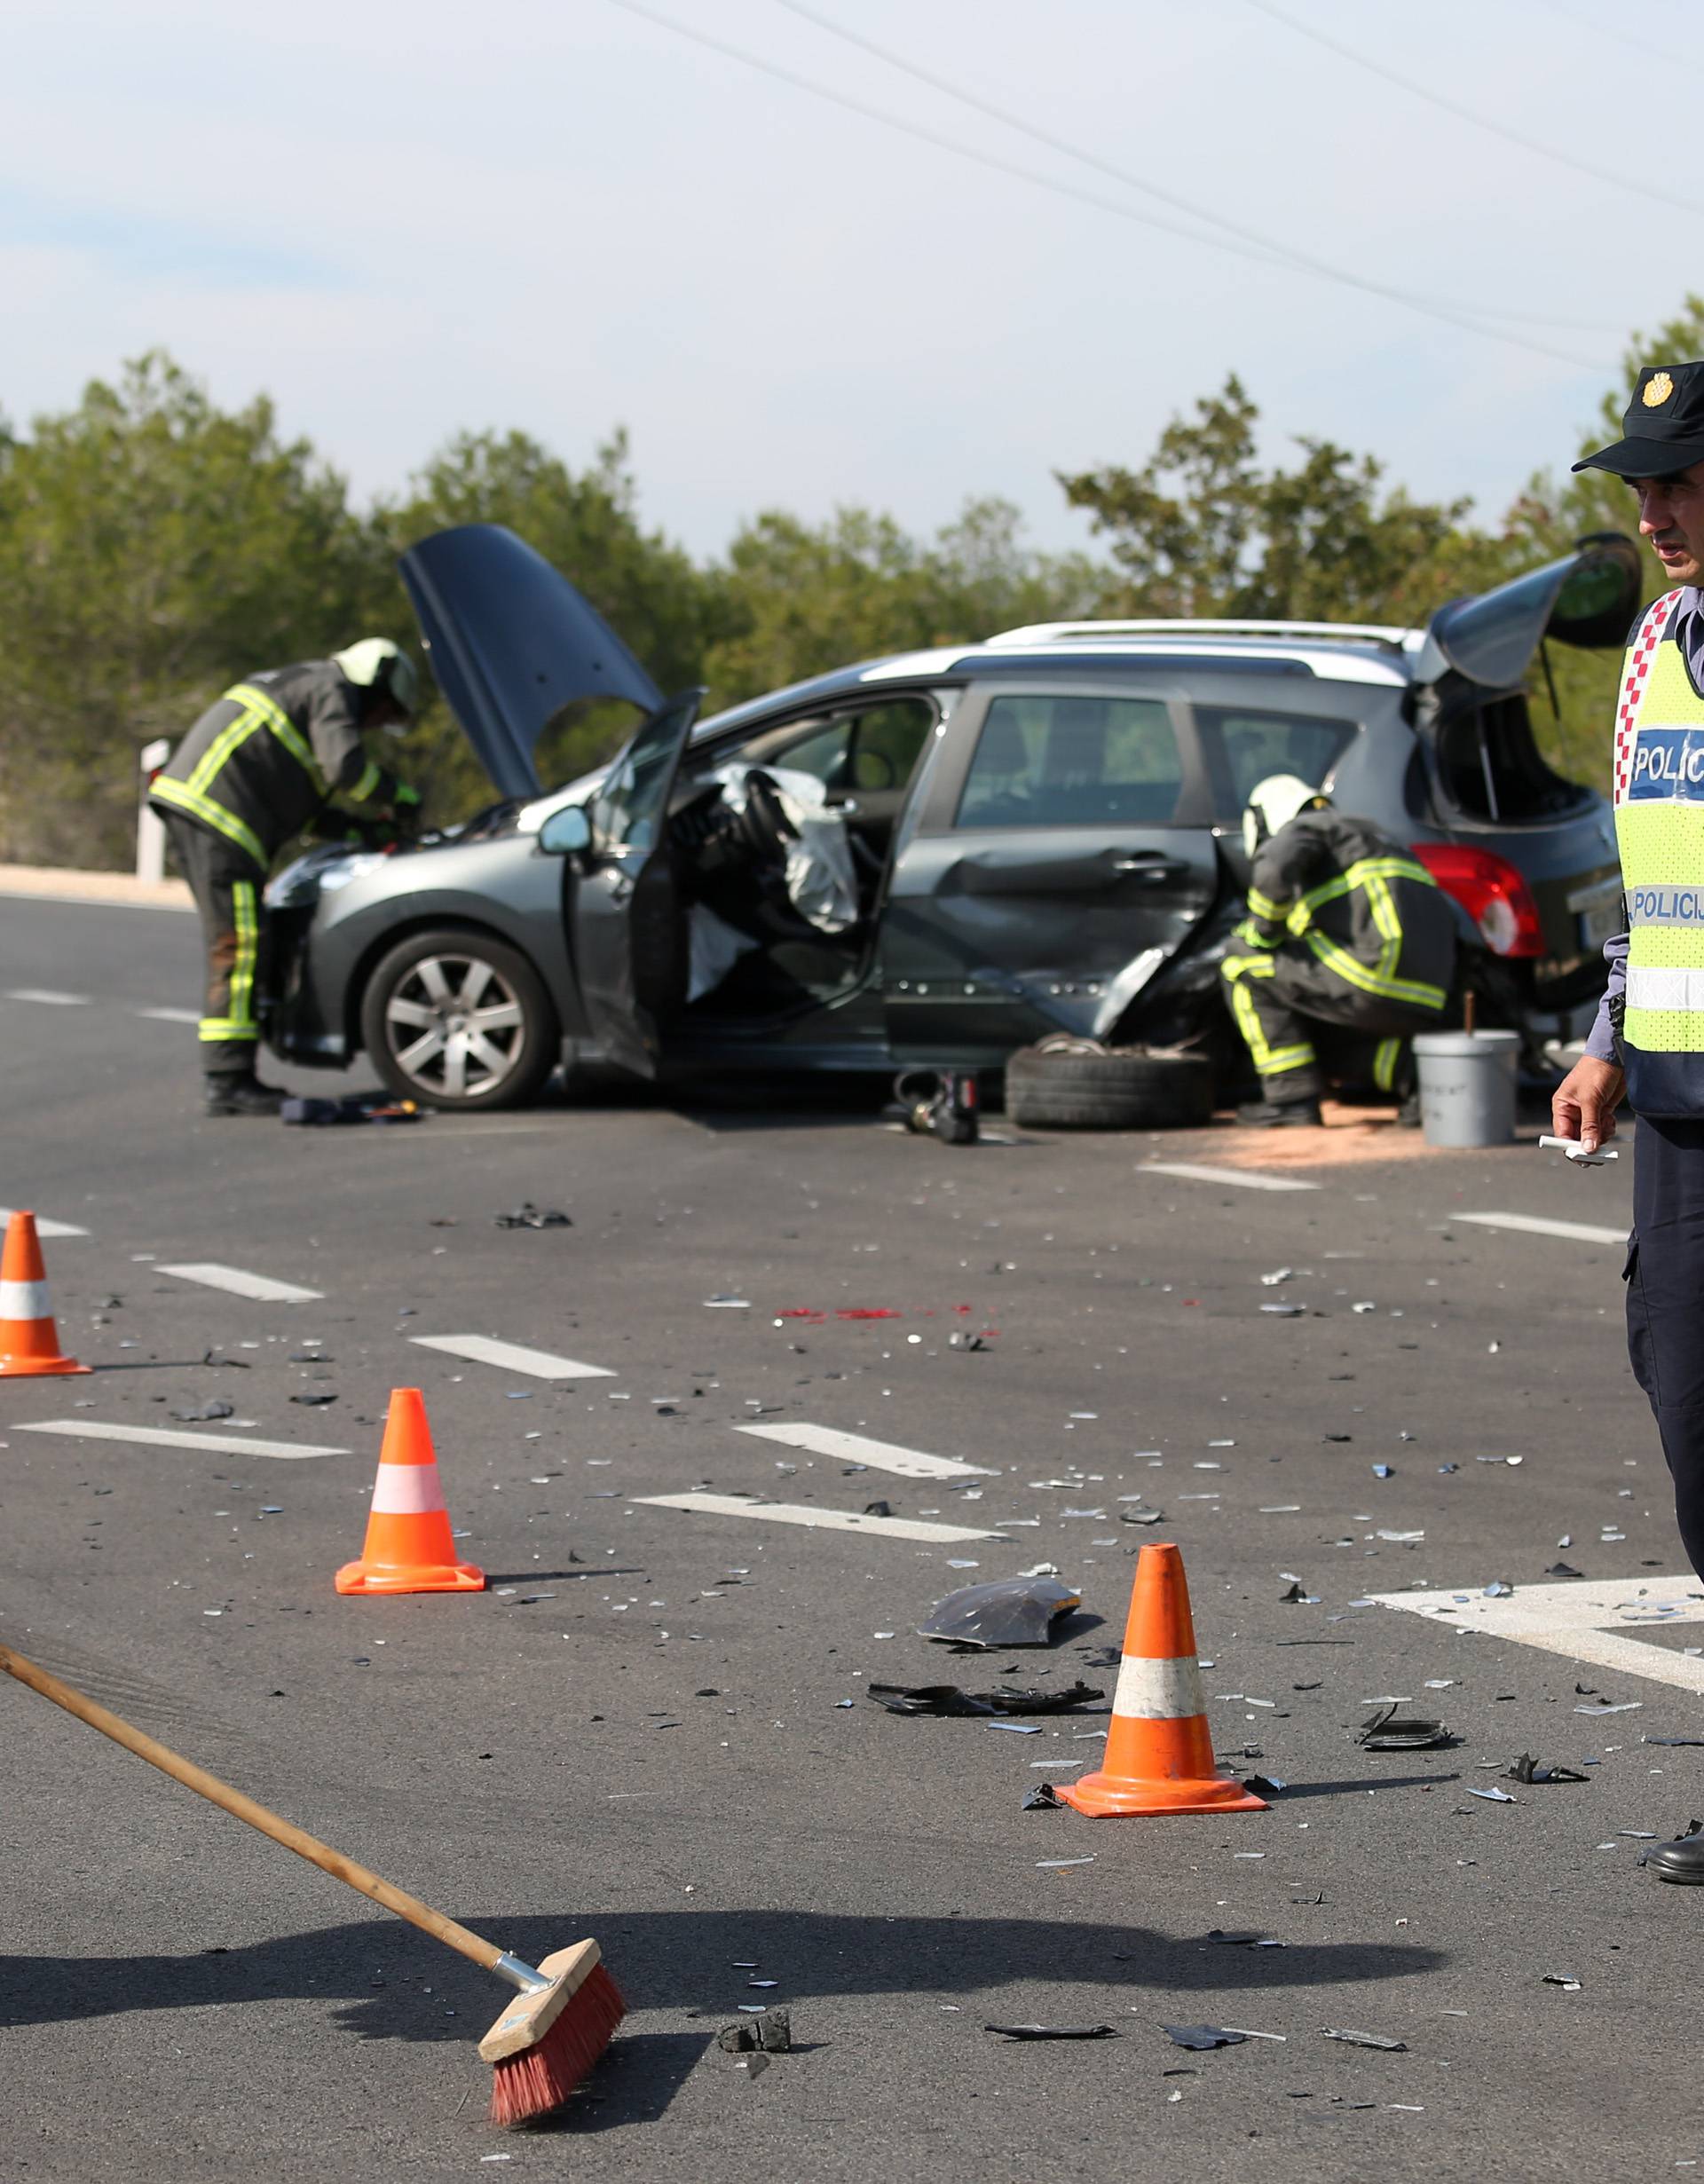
[{"xmin": 137, "ymin": 738, "xmax": 170, "ymax": 884}]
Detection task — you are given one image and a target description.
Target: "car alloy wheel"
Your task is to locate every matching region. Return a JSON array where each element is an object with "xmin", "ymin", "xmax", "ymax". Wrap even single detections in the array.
[
  {"xmin": 383, "ymin": 951, "xmax": 528, "ymax": 1101},
  {"xmin": 362, "ymin": 927, "xmax": 559, "ymax": 1111}
]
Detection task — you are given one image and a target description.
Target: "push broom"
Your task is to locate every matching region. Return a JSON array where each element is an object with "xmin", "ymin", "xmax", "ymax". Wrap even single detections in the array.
[{"xmin": 0, "ymin": 1639, "xmax": 623, "ymax": 2126}]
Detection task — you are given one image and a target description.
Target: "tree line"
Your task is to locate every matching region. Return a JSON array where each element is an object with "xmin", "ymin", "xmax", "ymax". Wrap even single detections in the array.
[{"xmin": 2, "ymin": 298, "xmax": 1697, "ymax": 869}]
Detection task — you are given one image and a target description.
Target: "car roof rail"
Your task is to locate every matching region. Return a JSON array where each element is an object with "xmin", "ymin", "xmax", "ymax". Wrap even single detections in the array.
[{"xmin": 983, "ymin": 618, "xmax": 1416, "ymax": 652}]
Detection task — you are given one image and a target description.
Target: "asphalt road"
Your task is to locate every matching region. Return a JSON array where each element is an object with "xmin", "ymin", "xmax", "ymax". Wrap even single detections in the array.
[{"xmin": 1, "ymin": 894, "xmax": 1695, "ymax": 2183}]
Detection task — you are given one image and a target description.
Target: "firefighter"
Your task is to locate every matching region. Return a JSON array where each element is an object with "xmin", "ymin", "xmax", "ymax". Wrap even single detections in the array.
[
  {"xmin": 1220, "ymin": 774, "xmax": 1457, "ymax": 1126},
  {"xmin": 149, "ymin": 640, "xmax": 421, "ymax": 1116}
]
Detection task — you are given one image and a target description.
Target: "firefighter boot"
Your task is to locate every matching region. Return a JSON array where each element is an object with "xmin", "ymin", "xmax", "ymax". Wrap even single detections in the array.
[
  {"xmin": 204, "ymin": 1072, "xmax": 284, "ymax": 1117},
  {"xmin": 1235, "ymin": 1096, "xmax": 1323, "ymax": 1129}
]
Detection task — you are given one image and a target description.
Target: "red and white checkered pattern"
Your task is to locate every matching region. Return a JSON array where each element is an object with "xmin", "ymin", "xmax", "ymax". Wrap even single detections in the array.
[{"xmin": 1613, "ymin": 588, "xmax": 1684, "ymax": 806}]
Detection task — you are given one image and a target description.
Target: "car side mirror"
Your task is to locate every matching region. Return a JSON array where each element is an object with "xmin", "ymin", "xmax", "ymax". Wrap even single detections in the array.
[{"xmin": 539, "ymin": 806, "xmax": 592, "ymax": 857}]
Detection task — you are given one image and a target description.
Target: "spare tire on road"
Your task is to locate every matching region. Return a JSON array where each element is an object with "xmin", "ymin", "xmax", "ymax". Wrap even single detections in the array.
[{"xmin": 1004, "ymin": 1038, "xmax": 1214, "ymax": 1130}]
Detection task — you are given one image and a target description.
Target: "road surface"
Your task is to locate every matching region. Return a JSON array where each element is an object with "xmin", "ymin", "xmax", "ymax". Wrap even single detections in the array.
[{"xmin": 1, "ymin": 895, "xmax": 1692, "ymax": 2181}]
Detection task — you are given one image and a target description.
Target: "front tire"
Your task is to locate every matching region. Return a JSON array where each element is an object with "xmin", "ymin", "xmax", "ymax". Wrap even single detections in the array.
[{"xmin": 360, "ymin": 928, "xmax": 559, "ymax": 1111}]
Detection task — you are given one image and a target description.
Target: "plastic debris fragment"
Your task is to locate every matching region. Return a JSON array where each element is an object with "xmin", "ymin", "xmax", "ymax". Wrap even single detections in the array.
[
  {"xmin": 987, "ymin": 2023, "xmax": 1116, "ymax": 2040},
  {"xmin": 1163, "ymin": 2025, "xmax": 1248, "ymax": 2050},
  {"xmin": 919, "ymin": 1574, "xmax": 1081, "ymax": 1648},
  {"xmin": 1322, "ymin": 2028, "xmax": 1407, "ymax": 2051},
  {"xmin": 868, "ymin": 1681, "xmax": 1102, "ymax": 1717},
  {"xmin": 1506, "ymin": 1754, "xmax": 1590, "ymax": 1785},
  {"xmin": 1359, "ymin": 1705, "xmax": 1453, "ymax": 1752},
  {"xmin": 494, "ymin": 1204, "xmax": 572, "ymax": 1228}
]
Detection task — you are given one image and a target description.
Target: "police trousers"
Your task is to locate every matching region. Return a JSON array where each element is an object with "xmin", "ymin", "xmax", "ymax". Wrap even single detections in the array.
[
  {"xmin": 1628, "ymin": 1115, "xmax": 1704, "ymax": 1579},
  {"xmin": 1220, "ymin": 947, "xmax": 1441, "ymax": 1102},
  {"xmin": 161, "ymin": 813, "xmax": 270, "ymax": 1076}
]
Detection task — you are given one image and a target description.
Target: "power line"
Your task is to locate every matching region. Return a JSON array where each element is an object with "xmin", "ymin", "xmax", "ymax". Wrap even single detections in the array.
[
  {"xmin": 606, "ymin": 0, "xmax": 1599, "ymax": 369},
  {"xmin": 1245, "ymin": 0, "xmax": 1704, "ymax": 217},
  {"xmin": 1538, "ymin": 0, "xmax": 1704, "ymax": 85},
  {"xmin": 775, "ymin": 0, "xmax": 1616, "ymax": 336}
]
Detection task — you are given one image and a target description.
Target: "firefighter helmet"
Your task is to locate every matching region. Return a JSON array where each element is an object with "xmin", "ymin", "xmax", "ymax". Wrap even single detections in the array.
[
  {"xmin": 332, "ymin": 638, "xmax": 419, "ymax": 719},
  {"xmin": 1242, "ymin": 773, "xmax": 1329, "ymax": 861}
]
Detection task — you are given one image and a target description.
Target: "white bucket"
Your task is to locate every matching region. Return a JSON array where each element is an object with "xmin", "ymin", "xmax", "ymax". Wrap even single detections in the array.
[{"xmin": 1411, "ymin": 1029, "xmax": 1521, "ymax": 1148}]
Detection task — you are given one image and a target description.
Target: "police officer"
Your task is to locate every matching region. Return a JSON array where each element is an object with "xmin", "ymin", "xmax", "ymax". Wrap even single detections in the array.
[
  {"xmin": 150, "ymin": 640, "xmax": 421, "ymax": 1115},
  {"xmin": 1221, "ymin": 772, "xmax": 1456, "ymax": 1125},
  {"xmin": 1554, "ymin": 359, "xmax": 1704, "ymax": 1604}
]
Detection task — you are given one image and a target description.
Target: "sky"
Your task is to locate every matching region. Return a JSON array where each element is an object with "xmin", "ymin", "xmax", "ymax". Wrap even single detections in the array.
[{"xmin": 2, "ymin": 0, "xmax": 1691, "ymax": 562}]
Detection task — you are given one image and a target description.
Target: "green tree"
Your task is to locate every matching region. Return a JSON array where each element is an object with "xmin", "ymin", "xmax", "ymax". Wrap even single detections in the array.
[
  {"xmin": 706, "ymin": 495, "xmax": 1106, "ymax": 703},
  {"xmin": 1495, "ymin": 294, "xmax": 1704, "ymax": 784},
  {"xmin": 377, "ymin": 428, "xmax": 730, "ymax": 801},
  {"xmin": 0, "ymin": 353, "xmax": 371, "ymax": 865},
  {"xmin": 1055, "ymin": 372, "xmax": 1476, "ymax": 624}
]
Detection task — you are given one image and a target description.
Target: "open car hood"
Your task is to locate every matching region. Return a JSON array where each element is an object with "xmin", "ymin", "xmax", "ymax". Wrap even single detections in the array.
[
  {"xmin": 398, "ymin": 524, "xmax": 663, "ymax": 798},
  {"xmin": 1418, "ymin": 531, "xmax": 1643, "ymax": 689}
]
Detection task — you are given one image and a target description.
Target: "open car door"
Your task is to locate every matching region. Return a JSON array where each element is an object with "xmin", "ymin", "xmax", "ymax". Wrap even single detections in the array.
[{"xmin": 569, "ymin": 690, "xmax": 703, "ymax": 1077}]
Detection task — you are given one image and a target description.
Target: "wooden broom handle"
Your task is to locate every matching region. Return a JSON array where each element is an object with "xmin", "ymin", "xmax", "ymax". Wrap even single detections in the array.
[{"xmin": 0, "ymin": 1640, "xmax": 505, "ymax": 1975}]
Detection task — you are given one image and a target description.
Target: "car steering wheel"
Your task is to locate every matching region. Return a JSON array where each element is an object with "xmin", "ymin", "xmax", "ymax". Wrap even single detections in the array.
[{"xmin": 736, "ymin": 769, "xmax": 799, "ymax": 873}]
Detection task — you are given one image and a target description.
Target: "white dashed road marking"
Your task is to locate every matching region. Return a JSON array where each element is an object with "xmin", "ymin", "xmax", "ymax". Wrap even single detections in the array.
[
  {"xmin": 737, "ymin": 1421, "xmax": 994, "ymax": 1478},
  {"xmin": 632, "ymin": 1492, "xmax": 1006, "ymax": 1543},
  {"xmin": 16, "ymin": 1420, "xmax": 346, "ymax": 1461},
  {"xmin": 133, "ymin": 1006, "xmax": 201, "ymax": 1024},
  {"xmin": 1141, "ymin": 1162, "xmax": 1321, "ymax": 1193},
  {"xmin": 159, "ymin": 1262, "xmax": 322, "ymax": 1304},
  {"xmin": 6, "ymin": 989, "xmax": 88, "ymax": 1005},
  {"xmin": 1371, "ymin": 1573, "xmax": 1704, "ymax": 1696},
  {"xmin": 0, "ymin": 1210, "xmax": 88, "ymax": 1239},
  {"xmin": 1452, "ymin": 1211, "xmax": 1627, "ymax": 1247},
  {"xmin": 410, "ymin": 1334, "xmax": 616, "ymax": 1380}
]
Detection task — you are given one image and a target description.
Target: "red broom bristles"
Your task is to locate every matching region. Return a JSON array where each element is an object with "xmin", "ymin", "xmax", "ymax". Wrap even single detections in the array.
[{"xmin": 488, "ymin": 1961, "xmax": 627, "ymax": 2128}]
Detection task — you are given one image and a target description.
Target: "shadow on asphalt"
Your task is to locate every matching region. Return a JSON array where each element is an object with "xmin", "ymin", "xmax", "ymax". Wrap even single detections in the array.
[
  {"xmin": 0, "ymin": 1908, "xmax": 1447, "ymax": 2039},
  {"xmin": 482, "ymin": 1569, "xmax": 648, "ymax": 1586},
  {"xmin": 1267, "ymin": 1772, "xmax": 1461, "ymax": 1800}
]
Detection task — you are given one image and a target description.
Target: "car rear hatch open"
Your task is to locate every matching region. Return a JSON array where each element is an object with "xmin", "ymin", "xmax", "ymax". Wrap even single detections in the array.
[
  {"xmin": 1410, "ymin": 533, "xmax": 1639, "ymax": 1000},
  {"xmin": 398, "ymin": 523, "xmax": 663, "ymax": 799}
]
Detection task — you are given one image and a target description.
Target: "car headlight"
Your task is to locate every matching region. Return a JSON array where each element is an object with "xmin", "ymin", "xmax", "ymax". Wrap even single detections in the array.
[
  {"xmin": 317, "ymin": 852, "xmax": 388, "ymax": 894},
  {"xmin": 264, "ymin": 850, "xmax": 387, "ymax": 910}
]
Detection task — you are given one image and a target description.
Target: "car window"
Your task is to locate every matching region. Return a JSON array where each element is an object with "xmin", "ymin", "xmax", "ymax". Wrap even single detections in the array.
[
  {"xmin": 1196, "ymin": 706, "xmax": 1355, "ymax": 816},
  {"xmin": 847, "ymin": 700, "xmax": 933, "ymax": 791},
  {"xmin": 957, "ymin": 695, "xmax": 1184, "ymax": 828},
  {"xmin": 724, "ymin": 698, "xmax": 935, "ymax": 794},
  {"xmin": 764, "ymin": 718, "xmax": 851, "ymax": 783}
]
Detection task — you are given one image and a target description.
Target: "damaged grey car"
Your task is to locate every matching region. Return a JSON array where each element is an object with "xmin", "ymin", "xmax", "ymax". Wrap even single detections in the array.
[{"xmin": 262, "ymin": 522, "xmax": 1638, "ymax": 1110}]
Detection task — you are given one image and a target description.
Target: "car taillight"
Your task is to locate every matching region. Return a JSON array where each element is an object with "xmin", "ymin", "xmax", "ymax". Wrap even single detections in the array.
[{"xmin": 1410, "ymin": 843, "xmax": 1547, "ymax": 958}]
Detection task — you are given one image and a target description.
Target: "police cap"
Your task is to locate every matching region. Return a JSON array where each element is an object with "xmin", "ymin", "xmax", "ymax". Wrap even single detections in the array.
[{"xmin": 1574, "ymin": 361, "xmax": 1704, "ymax": 479}]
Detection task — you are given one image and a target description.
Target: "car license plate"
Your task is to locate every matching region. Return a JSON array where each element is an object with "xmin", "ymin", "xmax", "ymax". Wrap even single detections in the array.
[{"xmin": 1581, "ymin": 900, "xmax": 1620, "ymax": 948}]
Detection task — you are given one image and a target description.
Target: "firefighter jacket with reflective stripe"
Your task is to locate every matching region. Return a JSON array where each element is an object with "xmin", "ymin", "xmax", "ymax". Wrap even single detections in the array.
[
  {"xmin": 1235, "ymin": 807, "xmax": 1456, "ymax": 1013},
  {"xmin": 149, "ymin": 660, "xmax": 416, "ymax": 869},
  {"xmin": 1608, "ymin": 587, "xmax": 1704, "ymax": 1116}
]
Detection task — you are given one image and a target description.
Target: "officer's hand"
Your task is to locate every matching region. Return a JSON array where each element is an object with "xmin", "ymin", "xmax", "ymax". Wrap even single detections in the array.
[{"xmin": 1551, "ymin": 1055, "xmax": 1626, "ymax": 1155}]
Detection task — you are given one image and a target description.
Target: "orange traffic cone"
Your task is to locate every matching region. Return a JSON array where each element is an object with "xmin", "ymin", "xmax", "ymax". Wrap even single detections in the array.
[
  {"xmin": 0, "ymin": 1210, "xmax": 91, "ymax": 1378},
  {"xmin": 1056, "ymin": 1542, "xmax": 1266, "ymax": 1817},
  {"xmin": 335, "ymin": 1389, "xmax": 485, "ymax": 1595}
]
